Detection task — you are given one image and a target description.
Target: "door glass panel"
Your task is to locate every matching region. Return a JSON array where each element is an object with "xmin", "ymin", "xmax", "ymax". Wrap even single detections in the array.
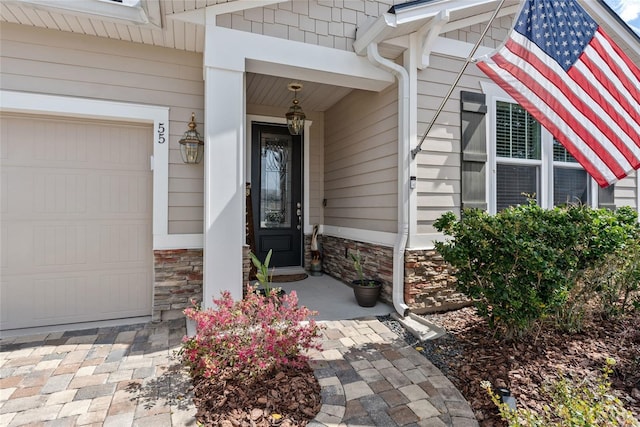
[{"xmin": 260, "ymin": 133, "xmax": 292, "ymax": 229}]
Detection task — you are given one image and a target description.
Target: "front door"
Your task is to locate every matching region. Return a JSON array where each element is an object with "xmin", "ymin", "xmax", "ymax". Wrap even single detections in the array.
[{"xmin": 251, "ymin": 122, "xmax": 302, "ymax": 267}]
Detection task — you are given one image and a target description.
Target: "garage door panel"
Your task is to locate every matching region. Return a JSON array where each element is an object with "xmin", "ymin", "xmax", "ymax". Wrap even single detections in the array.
[
  {"xmin": 96, "ymin": 173, "xmax": 152, "ymax": 216},
  {"xmin": 5, "ymin": 115, "xmax": 151, "ymax": 170},
  {"xmin": 4, "ymin": 168, "xmax": 151, "ymax": 220},
  {"xmin": 4, "ymin": 220, "xmax": 150, "ymax": 274},
  {"xmin": 1, "ymin": 270, "xmax": 151, "ymax": 329},
  {"xmin": 98, "ymin": 222, "xmax": 150, "ymax": 264},
  {"xmin": 1, "ymin": 114, "xmax": 153, "ymax": 331}
]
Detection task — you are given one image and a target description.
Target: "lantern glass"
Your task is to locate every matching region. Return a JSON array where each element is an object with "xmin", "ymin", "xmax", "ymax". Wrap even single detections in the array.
[
  {"xmin": 286, "ymin": 102, "xmax": 305, "ymax": 135},
  {"xmin": 179, "ymin": 113, "xmax": 204, "ymax": 164},
  {"xmin": 180, "ymin": 140, "xmax": 204, "ymax": 164}
]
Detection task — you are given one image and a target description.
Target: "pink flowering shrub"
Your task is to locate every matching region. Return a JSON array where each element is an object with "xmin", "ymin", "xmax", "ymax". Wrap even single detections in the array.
[{"xmin": 180, "ymin": 285, "xmax": 323, "ymax": 380}]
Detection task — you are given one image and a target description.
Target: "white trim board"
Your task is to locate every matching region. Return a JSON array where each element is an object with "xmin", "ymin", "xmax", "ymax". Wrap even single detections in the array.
[
  {"xmin": 203, "ymin": 23, "xmax": 394, "ymax": 92},
  {"xmin": 322, "ymin": 225, "xmax": 397, "ymax": 247},
  {"xmin": 0, "ymin": 90, "xmax": 199, "ymax": 250}
]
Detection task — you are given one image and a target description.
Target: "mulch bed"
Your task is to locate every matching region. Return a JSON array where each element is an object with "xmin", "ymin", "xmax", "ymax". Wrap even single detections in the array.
[
  {"xmin": 191, "ymin": 364, "xmax": 321, "ymax": 426},
  {"xmin": 418, "ymin": 307, "xmax": 640, "ymax": 426}
]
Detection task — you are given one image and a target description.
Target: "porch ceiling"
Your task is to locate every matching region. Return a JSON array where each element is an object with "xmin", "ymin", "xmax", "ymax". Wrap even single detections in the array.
[{"xmin": 246, "ymin": 73, "xmax": 353, "ymax": 112}]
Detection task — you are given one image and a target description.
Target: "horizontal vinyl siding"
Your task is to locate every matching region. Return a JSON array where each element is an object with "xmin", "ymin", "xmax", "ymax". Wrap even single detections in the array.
[
  {"xmin": 324, "ymin": 84, "xmax": 398, "ymax": 233},
  {"xmin": 415, "ymin": 11, "xmax": 518, "ymax": 235},
  {"xmin": 615, "ymin": 172, "xmax": 638, "ymax": 209},
  {"xmin": 415, "ymin": 53, "xmax": 492, "ymax": 234},
  {"xmin": 0, "ymin": 23, "xmax": 204, "ymax": 234}
]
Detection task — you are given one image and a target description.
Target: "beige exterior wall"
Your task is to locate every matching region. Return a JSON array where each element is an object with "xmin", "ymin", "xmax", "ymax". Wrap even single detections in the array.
[
  {"xmin": 415, "ymin": 15, "xmax": 513, "ymax": 235},
  {"xmin": 324, "ymin": 84, "xmax": 398, "ymax": 233},
  {"xmin": 615, "ymin": 172, "xmax": 638, "ymax": 209},
  {"xmin": 0, "ymin": 22, "xmax": 205, "ymax": 235},
  {"xmin": 217, "ymin": 0, "xmax": 402, "ymax": 51},
  {"xmin": 415, "ymin": 53, "xmax": 492, "ymax": 234}
]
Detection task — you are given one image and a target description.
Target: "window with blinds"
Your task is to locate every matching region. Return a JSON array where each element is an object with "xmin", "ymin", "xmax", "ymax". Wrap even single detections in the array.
[
  {"xmin": 497, "ymin": 164, "xmax": 539, "ymax": 211},
  {"xmin": 496, "ymin": 101, "xmax": 541, "ymax": 160},
  {"xmin": 495, "ymin": 101, "xmax": 541, "ymax": 211},
  {"xmin": 553, "ymin": 139, "xmax": 579, "ymax": 163},
  {"xmin": 487, "ymin": 90, "xmax": 603, "ymax": 213}
]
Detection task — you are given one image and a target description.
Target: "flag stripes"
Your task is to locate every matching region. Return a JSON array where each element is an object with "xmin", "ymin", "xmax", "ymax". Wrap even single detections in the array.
[{"xmin": 477, "ymin": 0, "xmax": 640, "ymax": 188}]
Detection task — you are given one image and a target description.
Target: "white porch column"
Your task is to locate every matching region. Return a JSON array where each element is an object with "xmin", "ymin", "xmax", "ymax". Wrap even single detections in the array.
[{"xmin": 202, "ymin": 64, "xmax": 245, "ymax": 306}]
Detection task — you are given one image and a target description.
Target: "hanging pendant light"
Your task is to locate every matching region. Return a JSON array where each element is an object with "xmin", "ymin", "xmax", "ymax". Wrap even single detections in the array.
[
  {"xmin": 285, "ymin": 82, "xmax": 306, "ymax": 136},
  {"xmin": 179, "ymin": 112, "xmax": 204, "ymax": 164}
]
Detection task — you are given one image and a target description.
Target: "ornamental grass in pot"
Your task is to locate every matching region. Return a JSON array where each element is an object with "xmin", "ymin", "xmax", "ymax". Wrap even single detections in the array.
[{"xmin": 350, "ymin": 250, "xmax": 382, "ymax": 307}]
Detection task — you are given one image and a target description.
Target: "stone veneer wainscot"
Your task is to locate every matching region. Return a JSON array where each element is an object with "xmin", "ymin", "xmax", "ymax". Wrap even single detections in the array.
[
  {"xmin": 153, "ymin": 249, "xmax": 203, "ymax": 322},
  {"xmin": 152, "ymin": 243, "xmax": 470, "ymax": 320},
  {"xmin": 321, "ymin": 235, "xmax": 393, "ymax": 304},
  {"xmin": 404, "ymin": 249, "xmax": 472, "ymax": 313}
]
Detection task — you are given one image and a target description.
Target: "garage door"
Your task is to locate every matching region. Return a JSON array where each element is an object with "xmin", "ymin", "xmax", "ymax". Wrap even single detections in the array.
[{"xmin": 1, "ymin": 114, "xmax": 153, "ymax": 331}]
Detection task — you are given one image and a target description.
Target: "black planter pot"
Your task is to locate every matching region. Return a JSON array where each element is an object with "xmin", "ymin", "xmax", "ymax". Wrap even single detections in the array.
[{"xmin": 351, "ymin": 280, "xmax": 382, "ymax": 307}]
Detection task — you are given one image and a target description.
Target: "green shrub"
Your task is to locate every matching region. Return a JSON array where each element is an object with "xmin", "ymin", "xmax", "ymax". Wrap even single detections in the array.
[
  {"xmin": 581, "ymin": 226, "xmax": 640, "ymax": 319},
  {"xmin": 482, "ymin": 359, "xmax": 639, "ymax": 426},
  {"xmin": 434, "ymin": 202, "xmax": 638, "ymax": 339},
  {"xmin": 553, "ymin": 206, "xmax": 640, "ymax": 330}
]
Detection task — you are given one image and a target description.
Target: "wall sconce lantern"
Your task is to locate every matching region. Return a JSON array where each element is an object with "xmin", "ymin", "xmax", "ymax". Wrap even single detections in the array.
[
  {"xmin": 285, "ymin": 82, "xmax": 306, "ymax": 135},
  {"xmin": 179, "ymin": 112, "xmax": 204, "ymax": 164}
]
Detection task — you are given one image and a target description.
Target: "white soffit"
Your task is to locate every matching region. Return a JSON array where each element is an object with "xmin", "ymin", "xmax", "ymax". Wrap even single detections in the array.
[
  {"xmin": 7, "ymin": 0, "xmax": 162, "ymax": 28},
  {"xmin": 170, "ymin": 0, "xmax": 288, "ymax": 25}
]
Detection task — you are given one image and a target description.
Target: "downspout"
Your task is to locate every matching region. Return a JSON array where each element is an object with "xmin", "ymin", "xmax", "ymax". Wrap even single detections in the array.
[{"xmin": 367, "ymin": 43, "xmax": 410, "ymax": 316}]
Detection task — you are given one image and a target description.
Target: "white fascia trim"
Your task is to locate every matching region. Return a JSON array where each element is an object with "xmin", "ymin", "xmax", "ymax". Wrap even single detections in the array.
[
  {"xmin": 322, "ymin": 225, "xmax": 397, "ymax": 247},
  {"xmin": 355, "ymin": 1, "xmax": 518, "ymax": 59},
  {"xmin": 432, "ymin": 36, "xmax": 494, "ymax": 59},
  {"xmin": 383, "ymin": 34, "xmax": 494, "ymax": 59},
  {"xmin": 0, "ymin": 90, "xmax": 178, "ymax": 250},
  {"xmin": 9, "ymin": 0, "xmax": 161, "ymax": 28},
  {"xmin": 438, "ymin": 3, "xmax": 520, "ymax": 34},
  {"xmin": 170, "ymin": 0, "xmax": 287, "ymax": 25},
  {"xmin": 353, "ymin": 13, "xmax": 398, "ymax": 55},
  {"xmin": 246, "ymin": 114, "xmax": 314, "ymax": 235},
  {"xmin": 392, "ymin": 0, "xmax": 502, "ymax": 25},
  {"xmin": 154, "ymin": 234, "xmax": 203, "ymax": 250},
  {"xmin": 204, "ymin": 25, "xmax": 393, "ymax": 91},
  {"xmin": 580, "ymin": 0, "xmax": 640, "ymax": 53}
]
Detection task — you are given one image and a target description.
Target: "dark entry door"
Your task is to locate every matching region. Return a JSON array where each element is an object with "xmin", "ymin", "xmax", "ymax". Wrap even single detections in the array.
[{"xmin": 251, "ymin": 122, "xmax": 302, "ymax": 267}]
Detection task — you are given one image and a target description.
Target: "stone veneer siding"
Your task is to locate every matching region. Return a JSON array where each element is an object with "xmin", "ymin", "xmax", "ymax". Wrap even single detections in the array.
[
  {"xmin": 321, "ymin": 235, "xmax": 393, "ymax": 304},
  {"xmin": 152, "ymin": 244, "xmax": 469, "ymax": 320},
  {"xmin": 153, "ymin": 249, "xmax": 203, "ymax": 322},
  {"xmin": 404, "ymin": 249, "xmax": 472, "ymax": 313}
]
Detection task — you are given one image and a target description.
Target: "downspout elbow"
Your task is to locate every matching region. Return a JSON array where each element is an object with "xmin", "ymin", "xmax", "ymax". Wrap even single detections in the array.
[{"xmin": 366, "ymin": 43, "xmax": 410, "ymax": 317}]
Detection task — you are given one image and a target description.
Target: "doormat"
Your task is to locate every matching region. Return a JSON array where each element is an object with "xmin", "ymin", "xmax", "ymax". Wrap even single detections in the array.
[{"xmin": 271, "ymin": 273, "xmax": 308, "ymax": 283}]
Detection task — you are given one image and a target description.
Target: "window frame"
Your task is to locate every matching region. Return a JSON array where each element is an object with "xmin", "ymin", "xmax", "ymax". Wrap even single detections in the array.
[{"xmin": 481, "ymin": 82, "xmax": 600, "ymax": 214}]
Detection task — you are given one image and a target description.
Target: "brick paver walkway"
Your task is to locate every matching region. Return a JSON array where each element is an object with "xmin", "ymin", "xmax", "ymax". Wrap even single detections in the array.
[
  {"xmin": 309, "ymin": 319, "xmax": 478, "ymax": 427},
  {"xmin": 0, "ymin": 318, "xmax": 478, "ymax": 426}
]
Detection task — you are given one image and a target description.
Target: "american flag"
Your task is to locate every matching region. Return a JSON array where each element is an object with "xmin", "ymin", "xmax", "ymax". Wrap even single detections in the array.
[{"xmin": 477, "ymin": 0, "xmax": 640, "ymax": 187}]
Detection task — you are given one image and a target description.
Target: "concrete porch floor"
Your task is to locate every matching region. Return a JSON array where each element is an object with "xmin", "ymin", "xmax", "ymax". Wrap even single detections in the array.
[{"xmin": 275, "ymin": 271, "xmax": 394, "ymax": 321}]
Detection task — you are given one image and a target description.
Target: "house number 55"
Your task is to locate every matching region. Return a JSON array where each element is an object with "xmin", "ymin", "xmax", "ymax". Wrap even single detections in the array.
[{"xmin": 157, "ymin": 123, "xmax": 166, "ymax": 144}]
